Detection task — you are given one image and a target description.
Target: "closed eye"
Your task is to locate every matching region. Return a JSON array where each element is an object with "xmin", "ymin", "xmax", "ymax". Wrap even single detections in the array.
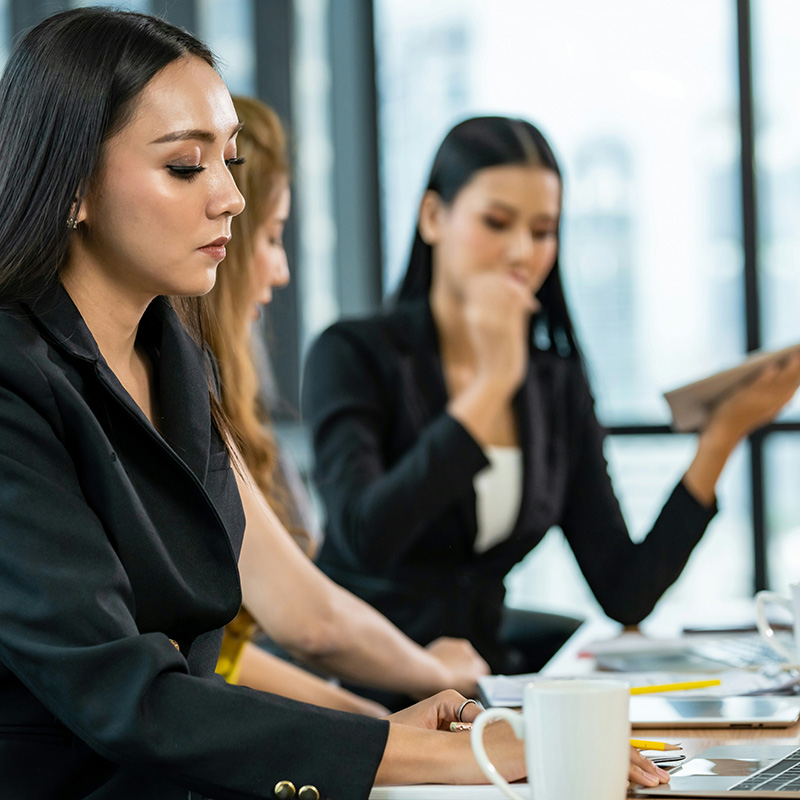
[{"xmin": 168, "ymin": 164, "xmax": 204, "ymax": 180}]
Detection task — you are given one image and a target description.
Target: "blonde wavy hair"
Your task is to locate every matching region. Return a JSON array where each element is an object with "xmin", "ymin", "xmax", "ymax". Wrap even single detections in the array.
[{"xmin": 200, "ymin": 96, "xmax": 290, "ymax": 523}]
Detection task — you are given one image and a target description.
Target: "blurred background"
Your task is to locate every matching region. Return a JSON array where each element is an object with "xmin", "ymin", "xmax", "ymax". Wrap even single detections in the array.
[{"xmin": 7, "ymin": 0, "xmax": 800, "ymax": 622}]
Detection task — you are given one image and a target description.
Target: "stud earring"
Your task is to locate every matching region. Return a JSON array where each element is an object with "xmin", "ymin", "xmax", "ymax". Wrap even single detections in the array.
[{"xmin": 67, "ymin": 217, "xmax": 79, "ymax": 230}]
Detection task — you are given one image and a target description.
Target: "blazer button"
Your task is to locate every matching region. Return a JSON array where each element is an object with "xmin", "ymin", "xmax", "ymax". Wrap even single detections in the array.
[
  {"xmin": 274, "ymin": 780, "xmax": 296, "ymax": 799},
  {"xmin": 169, "ymin": 638, "xmax": 180, "ymax": 651},
  {"xmin": 298, "ymin": 786, "xmax": 320, "ymax": 800}
]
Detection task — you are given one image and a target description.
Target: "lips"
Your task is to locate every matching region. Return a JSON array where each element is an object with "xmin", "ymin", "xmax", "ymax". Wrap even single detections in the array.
[{"xmin": 198, "ymin": 235, "xmax": 231, "ymax": 260}]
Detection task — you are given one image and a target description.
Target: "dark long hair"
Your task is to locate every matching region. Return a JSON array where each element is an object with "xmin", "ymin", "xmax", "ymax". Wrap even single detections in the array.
[
  {"xmin": 0, "ymin": 7, "xmax": 242, "ymax": 446},
  {"xmin": 0, "ymin": 7, "xmax": 214, "ymax": 302},
  {"xmin": 397, "ymin": 115, "xmax": 581, "ymax": 358}
]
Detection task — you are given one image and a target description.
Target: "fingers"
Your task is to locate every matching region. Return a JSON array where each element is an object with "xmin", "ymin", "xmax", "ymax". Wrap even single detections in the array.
[{"xmin": 629, "ymin": 746, "xmax": 671, "ymax": 787}]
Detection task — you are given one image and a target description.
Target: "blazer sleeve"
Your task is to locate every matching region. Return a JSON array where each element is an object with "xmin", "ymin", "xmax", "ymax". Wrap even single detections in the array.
[
  {"xmin": 0, "ymin": 355, "xmax": 387, "ymax": 800},
  {"xmin": 558, "ymin": 371, "xmax": 718, "ymax": 626},
  {"xmin": 302, "ymin": 325, "xmax": 489, "ymax": 572}
]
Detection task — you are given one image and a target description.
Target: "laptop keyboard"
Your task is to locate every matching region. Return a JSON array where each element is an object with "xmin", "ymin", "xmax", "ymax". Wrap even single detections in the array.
[
  {"xmin": 687, "ymin": 636, "xmax": 791, "ymax": 669},
  {"xmin": 729, "ymin": 747, "xmax": 800, "ymax": 791}
]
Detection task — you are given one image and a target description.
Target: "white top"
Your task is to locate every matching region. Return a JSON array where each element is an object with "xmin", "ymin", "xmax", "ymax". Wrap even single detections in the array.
[{"xmin": 473, "ymin": 445, "xmax": 523, "ymax": 553}]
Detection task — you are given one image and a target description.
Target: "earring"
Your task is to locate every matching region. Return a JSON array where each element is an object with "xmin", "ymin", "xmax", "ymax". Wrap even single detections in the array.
[{"xmin": 67, "ymin": 217, "xmax": 79, "ymax": 230}]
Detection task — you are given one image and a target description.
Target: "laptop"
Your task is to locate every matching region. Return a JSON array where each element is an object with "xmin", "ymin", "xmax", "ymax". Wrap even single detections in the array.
[
  {"xmin": 629, "ymin": 696, "xmax": 800, "ymax": 729},
  {"xmin": 637, "ymin": 744, "xmax": 800, "ymax": 796}
]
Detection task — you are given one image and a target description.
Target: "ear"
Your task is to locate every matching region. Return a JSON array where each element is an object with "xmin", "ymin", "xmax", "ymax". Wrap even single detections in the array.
[
  {"xmin": 418, "ymin": 190, "xmax": 445, "ymax": 246},
  {"xmin": 74, "ymin": 196, "xmax": 89, "ymax": 226}
]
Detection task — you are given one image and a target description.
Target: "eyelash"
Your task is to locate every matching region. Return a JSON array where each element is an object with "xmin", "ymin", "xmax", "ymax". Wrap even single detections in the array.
[
  {"xmin": 483, "ymin": 217, "xmax": 557, "ymax": 240},
  {"xmin": 167, "ymin": 156, "xmax": 246, "ymax": 181}
]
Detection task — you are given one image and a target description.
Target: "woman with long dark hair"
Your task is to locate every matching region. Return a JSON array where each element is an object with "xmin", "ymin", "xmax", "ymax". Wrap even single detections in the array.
[
  {"xmin": 0, "ymin": 12, "xmax": 552, "ymax": 798},
  {"xmin": 302, "ymin": 116, "xmax": 800, "ymax": 678}
]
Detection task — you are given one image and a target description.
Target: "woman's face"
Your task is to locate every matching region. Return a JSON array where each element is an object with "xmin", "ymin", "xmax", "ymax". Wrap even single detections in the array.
[
  {"xmin": 249, "ymin": 183, "xmax": 291, "ymax": 320},
  {"xmin": 73, "ymin": 56, "xmax": 245, "ymax": 301},
  {"xmin": 422, "ymin": 164, "xmax": 561, "ymax": 300}
]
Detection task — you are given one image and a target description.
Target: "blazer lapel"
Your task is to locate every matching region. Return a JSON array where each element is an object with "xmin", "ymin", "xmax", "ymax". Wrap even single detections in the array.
[
  {"xmin": 143, "ymin": 298, "xmax": 212, "ymax": 484},
  {"xmin": 392, "ymin": 299, "xmax": 482, "ymax": 553}
]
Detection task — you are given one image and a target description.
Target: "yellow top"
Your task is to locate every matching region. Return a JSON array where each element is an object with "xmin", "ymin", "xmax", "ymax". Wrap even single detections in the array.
[{"xmin": 215, "ymin": 606, "xmax": 258, "ymax": 684}]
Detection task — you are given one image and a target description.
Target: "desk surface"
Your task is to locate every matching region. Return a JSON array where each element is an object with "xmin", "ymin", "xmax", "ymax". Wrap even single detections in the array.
[
  {"xmin": 371, "ymin": 611, "xmax": 800, "ymax": 799},
  {"xmin": 545, "ymin": 614, "xmax": 800, "ymax": 792}
]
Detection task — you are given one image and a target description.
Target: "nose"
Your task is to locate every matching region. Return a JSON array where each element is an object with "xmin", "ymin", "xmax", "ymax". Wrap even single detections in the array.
[
  {"xmin": 507, "ymin": 224, "xmax": 535, "ymax": 266},
  {"xmin": 208, "ymin": 163, "xmax": 246, "ymax": 219},
  {"xmin": 270, "ymin": 249, "xmax": 291, "ymax": 288}
]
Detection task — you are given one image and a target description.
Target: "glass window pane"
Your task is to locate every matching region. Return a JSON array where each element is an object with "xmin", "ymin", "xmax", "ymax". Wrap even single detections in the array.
[
  {"xmin": 374, "ymin": 0, "xmax": 742, "ymax": 425},
  {"xmin": 754, "ymin": 0, "xmax": 800, "ymax": 420},
  {"xmin": 765, "ymin": 434, "xmax": 800, "ymax": 591},
  {"xmin": 0, "ymin": 0, "xmax": 9, "ymax": 72},
  {"xmin": 197, "ymin": 0, "xmax": 255, "ymax": 96},
  {"xmin": 71, "ymin": 0, "xmax": 150, "ymax": 10},
  {"xmin": 504, "ymin": 434, "xmax": 752, "ymax": 619}
]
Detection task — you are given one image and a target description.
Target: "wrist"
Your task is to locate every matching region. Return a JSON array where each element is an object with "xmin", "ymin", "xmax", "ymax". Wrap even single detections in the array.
[
  {"xmin": 698, "ymin": 422, "xmax": 741, "ymax": 460},
  {"xmin": 448, "ymin": 378, "xmax": 513, "ymax": 446}
]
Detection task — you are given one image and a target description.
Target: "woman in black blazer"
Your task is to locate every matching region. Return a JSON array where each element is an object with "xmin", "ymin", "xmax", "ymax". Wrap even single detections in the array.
[
  {"xmin": 0, "ymin": 12, "xmax": 559, "ymax": 800},
  {"xmin": 302, "ymin": 116, "xmax": 800, "ymax": 677}
]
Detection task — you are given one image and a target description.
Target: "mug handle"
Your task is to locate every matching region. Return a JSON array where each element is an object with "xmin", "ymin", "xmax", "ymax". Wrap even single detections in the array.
[
  {"xmin": 470, "ymin": 708, "xmax": 526, "ymax": 800},
  {"xmin": 755, "ymin": 591, "xmax": 795, "ymax": 661}
]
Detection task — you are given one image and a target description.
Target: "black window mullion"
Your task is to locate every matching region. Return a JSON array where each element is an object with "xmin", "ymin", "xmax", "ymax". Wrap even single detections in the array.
[{"xmin": 736, "ymin": 0, "xmax": 767, "ymax": 593}]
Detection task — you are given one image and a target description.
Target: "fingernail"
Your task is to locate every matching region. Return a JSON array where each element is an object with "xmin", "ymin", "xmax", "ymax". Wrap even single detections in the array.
[
  {"xmin": 644, "ymin": 774, "xmax": 660, "ymax": 786},
  {"xmin": 657, "ymin": 767, "xmax": 670, "ymax": 778}
]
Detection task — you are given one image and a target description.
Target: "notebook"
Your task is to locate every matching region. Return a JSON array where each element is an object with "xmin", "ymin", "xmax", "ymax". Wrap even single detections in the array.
[{"xmin": 637, "ymin": 744, "xmax": 800, "ymax": 796}]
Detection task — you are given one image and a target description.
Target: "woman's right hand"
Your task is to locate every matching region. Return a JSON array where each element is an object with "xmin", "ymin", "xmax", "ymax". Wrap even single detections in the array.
[
  {"xmin": 446, "ymin": 272, "xmax": 537, "ymax": 445},
  {"xmin": 424, "ymin": 637, "xmax": 490, "ymax": 697},
  {"xmin": 378, "ymin": 691, "xmax": 527, "ymax": 785},
  {"xmin": 461, "ymin": 271, "xmax": 538, "ymax": 397}
]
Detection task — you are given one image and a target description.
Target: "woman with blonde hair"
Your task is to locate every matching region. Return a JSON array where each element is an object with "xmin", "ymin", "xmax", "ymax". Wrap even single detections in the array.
[{"xmin": 203, "ymin": 95, "xmax": 496, "ymax": 715}]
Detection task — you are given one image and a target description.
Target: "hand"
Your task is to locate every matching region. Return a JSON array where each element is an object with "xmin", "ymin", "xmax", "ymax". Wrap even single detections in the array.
[
  {"xmin": 386, "ymin": 689, "xmax": 482, "ymax": 730},
  {"xmin": 704, "ymin": 355, "xmax": 800, "ymax": 445},
  {"xmin": 628, "ymin": 746, "xmax": 671, "ymax": 788},
  {"xmin": 425, "ymin": 637, "xmax": 490, "ymax": 697},
  {"xmin": 461, "ymin": 272, "xmax": 538, "ymax": 397}
]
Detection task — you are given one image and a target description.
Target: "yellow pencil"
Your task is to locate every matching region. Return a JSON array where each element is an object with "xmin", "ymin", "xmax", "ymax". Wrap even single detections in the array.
[
  {"xmin": 629, "ymin": 679, "xmax": 721, "ymax": 695},
  {"xmin": 630, "ymin": 739, "xmax": 682, "ymax": 751}
]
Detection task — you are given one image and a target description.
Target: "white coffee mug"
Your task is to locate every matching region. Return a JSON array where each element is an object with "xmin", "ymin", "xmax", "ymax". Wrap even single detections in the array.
[
  {"xmin": 471, "ymin": 679, "xmax": 630, "ymax": 800},
  {"xmin": 755, "ymin": 582, "xmax": 800, "ymax": 663}
]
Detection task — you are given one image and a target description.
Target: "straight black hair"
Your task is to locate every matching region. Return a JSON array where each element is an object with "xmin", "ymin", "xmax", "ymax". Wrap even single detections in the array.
[
  {"xmin": 0, "ymin": 7, "xmax": 215, "ymax": 302},
  {"xmin": 396, "ymin": 115, "xmax": 581, "ymax": 358},
  {"xmin": 0, "ymin": 7, "xmax": 244, "ymax": 449}
]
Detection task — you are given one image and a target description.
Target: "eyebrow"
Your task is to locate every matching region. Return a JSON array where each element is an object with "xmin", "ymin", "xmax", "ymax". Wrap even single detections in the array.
[{"xmin": 150, "ymin": 122, "xmax": 243, "ymax": 145}]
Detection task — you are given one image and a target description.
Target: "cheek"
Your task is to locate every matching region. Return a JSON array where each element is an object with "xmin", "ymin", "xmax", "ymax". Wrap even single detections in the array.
[
  {"xmin": 451, "ymin": 217, "xmax": 504, "ymax": 264},
  {"xmin": 251, "ymin": 243, "xmax": 272, "ymax": 288}
]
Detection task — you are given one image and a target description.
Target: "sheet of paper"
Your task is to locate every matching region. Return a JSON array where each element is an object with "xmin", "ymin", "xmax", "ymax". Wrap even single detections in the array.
[
  {"xmin": 663, "ymin": 342, "xmax": 800, "ymax": 431},
  {"xmin": 478, "ymin": 669, "xmax": 800, "ymax": 707}
]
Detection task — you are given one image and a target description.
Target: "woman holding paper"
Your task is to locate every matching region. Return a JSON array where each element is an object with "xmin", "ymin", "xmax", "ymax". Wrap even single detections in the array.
[{"xmin": 302, "ymin": 115, "xmax": 800, "ymax": 680}]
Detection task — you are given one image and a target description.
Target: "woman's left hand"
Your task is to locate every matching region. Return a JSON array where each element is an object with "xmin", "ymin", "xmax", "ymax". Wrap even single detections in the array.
[{"xmin": 705, "ymin": 355, "xmax": 800, "ymax": 444}]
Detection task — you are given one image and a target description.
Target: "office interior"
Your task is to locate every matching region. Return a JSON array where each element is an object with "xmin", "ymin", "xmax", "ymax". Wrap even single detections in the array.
[{"xmin": 8, "ymin": 0, "xmax": 799, "ymax": 626}]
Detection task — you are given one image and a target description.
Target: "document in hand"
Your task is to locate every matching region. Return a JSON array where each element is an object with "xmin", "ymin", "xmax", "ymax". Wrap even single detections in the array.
[{"xmin": 663, "ymin": 342, "xmax": 800, "ymax": 432}]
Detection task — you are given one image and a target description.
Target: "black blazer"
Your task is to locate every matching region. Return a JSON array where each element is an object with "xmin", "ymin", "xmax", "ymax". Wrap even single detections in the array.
[
  {"xmin": 0, "ymin": 284, "xmax": 387, "ymax": 800},
  {"xmin": 302, "ymin": 299, "xmax": 717, "ymax": 671}
]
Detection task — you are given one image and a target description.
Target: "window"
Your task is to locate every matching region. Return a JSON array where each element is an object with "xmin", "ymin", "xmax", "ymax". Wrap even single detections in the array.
[
  {"xmin": 374, "ymin": 0, "xmax": 794, "ymax": 617},
  {"xmin": 197, "ymin": 0, "xmax": 256, "ymax": 96}
]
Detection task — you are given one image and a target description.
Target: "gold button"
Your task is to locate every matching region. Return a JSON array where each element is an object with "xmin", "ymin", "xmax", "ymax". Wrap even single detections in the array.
[
  {"xmin": 169, "ymin": 638, "xmax": 180, "ymax": 651},
  {"xmin": 298, "ymin": 786, "xmax": 320, "ymax": 800},
  {"xmin": 274, "ymin": 780, "xmax": 296, "ymax": 800}
]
